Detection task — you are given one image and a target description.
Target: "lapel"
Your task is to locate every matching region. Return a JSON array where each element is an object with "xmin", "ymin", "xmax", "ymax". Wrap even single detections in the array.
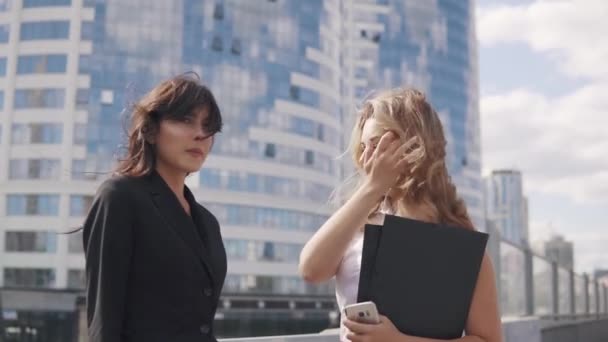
[{"xmin": 145, "ymin": 170, "xmax": 216, "ymax": 287}]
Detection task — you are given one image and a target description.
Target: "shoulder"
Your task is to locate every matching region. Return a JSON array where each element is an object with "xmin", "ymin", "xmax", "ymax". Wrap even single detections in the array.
[
  {"xmin": 95, "ymin": 175, "xmax": 139, "ymax": 202},
  {"xmin": 196, "ymin": 203, "xmax": 220, "ymax": 226}
]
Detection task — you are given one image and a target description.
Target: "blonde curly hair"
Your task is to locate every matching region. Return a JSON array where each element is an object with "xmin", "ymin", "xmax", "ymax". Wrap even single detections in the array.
[{"xmin": 344, "ymin": 88, "xmax": 474, "ymax": 230}]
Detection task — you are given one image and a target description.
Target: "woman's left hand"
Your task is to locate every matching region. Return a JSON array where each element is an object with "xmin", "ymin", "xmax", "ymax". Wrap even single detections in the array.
[{"xmin": 344, "ymin": 315, "xmax": 404, "ymax": 342}]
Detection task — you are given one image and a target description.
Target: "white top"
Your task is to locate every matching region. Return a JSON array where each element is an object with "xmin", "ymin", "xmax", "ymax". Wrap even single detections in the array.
[
  {"xmin": 335, "ymin": 206, "xmax": 392, "ymax": 341},
  {"xmin": 335, "ymin": 230, "xmax": 365, "ymax": 341}
]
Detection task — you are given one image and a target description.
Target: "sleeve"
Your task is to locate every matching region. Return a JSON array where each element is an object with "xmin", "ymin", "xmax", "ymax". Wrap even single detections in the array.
[{"xmin": 82, "ymin": 179, "xmax": 135, "ymax": 342}]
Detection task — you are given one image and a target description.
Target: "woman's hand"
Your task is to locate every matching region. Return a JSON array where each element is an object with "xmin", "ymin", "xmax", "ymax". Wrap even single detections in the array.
[
  {"xmin": 344, "ymin": 315, "xmax": 405, "ymax": 342},
  {"xmin": 360, "ymin": 132, "xmax": 416, "ymax": 196}
]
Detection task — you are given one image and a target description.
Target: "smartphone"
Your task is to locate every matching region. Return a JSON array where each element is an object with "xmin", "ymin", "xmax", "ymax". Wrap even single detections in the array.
[{"xmin": 343, "ymin": 301, "xmax": 380, "ymax": 324}]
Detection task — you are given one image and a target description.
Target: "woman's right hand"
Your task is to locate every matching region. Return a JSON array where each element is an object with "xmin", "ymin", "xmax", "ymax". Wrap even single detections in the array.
[{"xmin": 360, "ymin": 131, "xmax": 415, "ymax": 196}]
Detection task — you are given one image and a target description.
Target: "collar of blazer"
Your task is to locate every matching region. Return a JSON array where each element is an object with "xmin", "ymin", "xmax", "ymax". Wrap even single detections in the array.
[{"xmin": 144, "ymin": 169, "xmax": 217, "ymax": 288}]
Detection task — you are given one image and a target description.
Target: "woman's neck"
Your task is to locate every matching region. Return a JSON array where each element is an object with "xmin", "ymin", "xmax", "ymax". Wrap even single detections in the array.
[
  {"xmin": 155, "ymin": 164, "xmax": 186, "ymax": 199},
  {"xmin": 389, "ymin": 196, "xmax": 437, "ymax": 223}
]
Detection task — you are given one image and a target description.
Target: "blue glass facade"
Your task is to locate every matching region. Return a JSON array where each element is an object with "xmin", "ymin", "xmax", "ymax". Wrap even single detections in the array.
[
  {"xmin": 79, "ymin": 0, "xmax": 340, "ymax": 295},
  {"xmin": 0, "ymin": 57, "xmax": 6, "ymax": 76},
  {"xmin": 347, "ymin": 0, "xmax": 483, "ymax": 228},
  {"xmin": 20, "ymin": 21, "xmax": 70, "ymax": 40},
  {"xmin": 14, "ymin": 89, "xmax": 65, "ymax": 109},
  {"xmin": 17, "ymin": 54, "xmax": 68, "ymax": 74},
  {"xmin": 6, "ymin": 194, "xmax": 60, "ymax": 216},
  {"xmin": 22, "ymin": 0, "xmax": 71, "ymax": 7},
  {"xmin": 0, "ymin": 24, "xmax": 8, "ymax": 43},
  {"xmin": 0, "ymin": 0, "xmax": 479, "ymax": 295},
  {"xmin": 485, "ymin": 170, "xmax": 527, "ymax": 246}
]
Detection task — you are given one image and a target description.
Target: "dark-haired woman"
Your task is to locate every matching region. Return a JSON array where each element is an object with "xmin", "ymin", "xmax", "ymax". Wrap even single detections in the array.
[{"xmin": 83, "ymin": 74, "xmax": 227, "ymax": 342}]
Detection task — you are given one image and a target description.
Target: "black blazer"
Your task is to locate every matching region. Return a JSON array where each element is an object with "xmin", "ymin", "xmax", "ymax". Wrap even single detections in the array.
[{"xmin": 83, "ymin": 170, "xmax": 227, "ymax": 342}]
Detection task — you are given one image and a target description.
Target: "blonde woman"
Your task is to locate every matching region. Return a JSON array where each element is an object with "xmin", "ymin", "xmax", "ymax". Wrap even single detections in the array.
[{"xmin": 299, "ymin": 89, "xmax": 502, "ymax": 342}]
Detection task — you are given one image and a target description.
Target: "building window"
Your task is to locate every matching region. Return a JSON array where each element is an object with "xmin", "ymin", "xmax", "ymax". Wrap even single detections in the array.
[
  {"xmin": 80, "ymin": 21, "xmax": 94, "ymax": 40},
  {"xmin": 0, "ymin": 57, "xmax": 6, "ymax": 76},
  {"xmin": 5, "ymin": 231, "xmax": 57, "ymax": 253},
  {"xmin": 213, "ymin": 3, "xmax": 224, "ymax": 20},
  {"xmin": 372, "ymin": 33, "xmax": 381, "ymax": 43},
  {"xmin": 78, "ymin": 55, "xmax": 91, "ymax": 74},
  {"xmin": 264, "ymin": 143, "xmax": 276, "ymax": 158},
  {"xmin": 7, "ymin": 194, "xmax": 60, "ymax": 216},
  {"xmin": 0, "ymin": 24, "xmax": 9, "ymax": 43},
  {"xmin": 3, "ymin": 268, "xmax": 56, "ymax": 288},
  {"xmin": 0, "ymin": 91, "xmax": 4, "ymax": 110},
  {"xmin": 231, "ymin": 38, "xmax": 241, "ymax": 55},
  {"xmin": 67, "ymin": 269, "xmax": 85, "ymax": 289},
  {"xmin": 0, "ymin": 1, "xmax": 11, "ymax": 11},
  {"xmin": 73, "ymin": 123, "xmax": 87, "ymax": 145},
  {"xmin": 75, "ymin": 88, "xmax": 89, "ymax": 109},
  {"xmin": 317, "ymin": 124, "xmax": 325, "ymax": 141},
  {"xmin": 211, "ymin": 36, "xmax": 223, "ymax": 51},
  {"xmin": 68, "ymin": 231, "xmax": 83, "ymax": 253},
  {"xmin": 20, "ymin": 21, "xmax": 70, "ymax": 40},
  {"xmin": 17, "ymin": 54, "xmax": 67, "ymax": 74},
  {"xmin": 289, "ymin": 85, "xmax": 300, "ymax": 100},
  {"xmin": 305, "ymin": 150, "xmax": 314, "ymax": 166},
  {"xmin": 224, "ymin": 239, "xmax": 302, "ymax": 263},
  {"xmin": 14, "ymin": 88, "xmax": 65, "ymax": 109},
  {"xmin": 361, "ymin": 30, "xmax": 367, "ymax": 38},
  {"xmin": 9, "ymin": 159, "xmax": 61, "ymax": 180},
  {"xmin": 11, "ymin": 123, "xmax": 63, "ymax": 144},
  {"xmin": 71, "ymin": 159, "xmax": 86, "ymax": 180},
  {"xmin": 69, "ymin": 195, "xmax": 94, "ymax": 216},
  {"xmin": 23, "ymin": 0, "xmax": 71, "ymax": 7}
]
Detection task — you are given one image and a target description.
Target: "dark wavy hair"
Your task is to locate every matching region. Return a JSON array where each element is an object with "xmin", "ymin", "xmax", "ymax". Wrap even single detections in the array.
[
  {"xmin": 63, "ymin": 73, "xmax": 221, "ymax": 234},
  {"xmin": 115, "ymin": 72, "xmax": 222, "ymax": 177}
]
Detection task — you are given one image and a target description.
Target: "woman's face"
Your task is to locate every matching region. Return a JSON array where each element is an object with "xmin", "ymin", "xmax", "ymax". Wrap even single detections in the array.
[
  {"xmin": 154, "ymin": 107, "xmax": 214, "ymax": 175},
  {"xmin": 358, "ymin": 117, "xmax": 384, "ymax": 173}
]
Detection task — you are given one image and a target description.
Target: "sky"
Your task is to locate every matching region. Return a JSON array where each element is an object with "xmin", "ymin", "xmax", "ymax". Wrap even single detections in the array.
[{"xmin": 476, "ymin": 0, "xmax": 608, "ymax": 273}]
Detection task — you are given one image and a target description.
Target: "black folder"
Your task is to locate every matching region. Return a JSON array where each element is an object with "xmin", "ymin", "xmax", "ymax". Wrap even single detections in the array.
[{"xmin": 357, "ymin": 214, "xmax": 489, "ymax": 339}]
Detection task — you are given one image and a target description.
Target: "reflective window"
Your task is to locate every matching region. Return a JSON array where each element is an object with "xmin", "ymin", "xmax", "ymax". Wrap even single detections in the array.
[
  {"xmin": 23, "ymin": 0, "xmax": 71, "ymax": 7},
  {"xmin": 11, "ymin": 123, "xmax": 63, "ymax": 144},
  {"xmin": 67, "ymin": 230, "xmax": 83, "ymax": 253},
  {"xmin": 0, "ymin": 57, "xmax": 6, "ymax": 76},
  {"xmin": 20, "ymin": 21, "xmax": 70, "ymax": 40},
  {"xmin": 223, "ymin": 274, "xmax": 333, "ymax": 295},
  {"xmin": 17, "ymin": 54, "xmax": 67, "ymax": 74},
  {"xmin": 73, "ymin": 123, "xmax": 87, "ymax": 144},
  {"xmin": 0, "ymin": 0, "xmax": 11, "ymax": 11},
  {"xmin": 224, "ymin": 239, "xmax": 302, "ymax": 263},
  {"xmin": 3, "ymin": 268, "xmax": 55, "ymax": 288},
  {"xmin": 69, "ymin": 195, "xmax": 93, "ymax": 216},
  {"xmin": 75, "ymin": 88, "xmax": 89, "ymax": 109},
  {"xmin": 67, "ymin": 269, "xmax": 85, "ymax": 289},
  {"xmin": 9, "ymin": 159, "xmax": 61, "ymax": 180},
  {"xmin": 203, "ymin": 203, "xmax": 327, "ymax": 233},
  {"xmin": 0, "ymin": 24, "xmax": 8, "ymax": 43},
  {"xmin": 14, "ymin": 88, "xmax": 65, "ymax": 109},
  {"xmin": 6, "ymin": 194, "xmax": 60, "ymax": 216},
  {"xmin": 5, "ymin": 231, "xmax": 57, "ymax": 253}
]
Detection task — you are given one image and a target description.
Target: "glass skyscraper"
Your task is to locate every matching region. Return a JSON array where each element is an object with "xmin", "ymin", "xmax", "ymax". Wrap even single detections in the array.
[
  {"xmin": 485, "ymin": 169, "xmax": 529, "ymax": 246},
  {"xmin": 0, "ymin": 0, "xmax": 482, "ymax": 335}
]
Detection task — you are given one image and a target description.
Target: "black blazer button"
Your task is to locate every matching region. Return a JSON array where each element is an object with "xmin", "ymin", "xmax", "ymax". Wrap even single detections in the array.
[
  {"xmin": 204, "ymin": 288, "xmax": 213, "ymax": 297},
  {"xmin": 200, "ymin": 325, "xmax": 210, "ymax": 334}
]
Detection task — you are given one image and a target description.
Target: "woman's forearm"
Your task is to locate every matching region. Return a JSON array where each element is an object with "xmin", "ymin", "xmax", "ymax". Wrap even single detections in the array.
[{"xmin": 299, "ymin": 180, "xmax": 384, "ymax": 283}]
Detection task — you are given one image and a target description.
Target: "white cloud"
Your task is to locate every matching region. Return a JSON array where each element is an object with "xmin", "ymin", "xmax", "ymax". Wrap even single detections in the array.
[
  {"xmin": 481, "ymin": 83, "xmax": 608, "ymax": 203},
  {"xmin": 479, "ymin": 0, "xmax": 608, "ymax": 273},
  {"xmin": 477, "ymin": 0, "xmax": 608, "ymax": 80}
]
